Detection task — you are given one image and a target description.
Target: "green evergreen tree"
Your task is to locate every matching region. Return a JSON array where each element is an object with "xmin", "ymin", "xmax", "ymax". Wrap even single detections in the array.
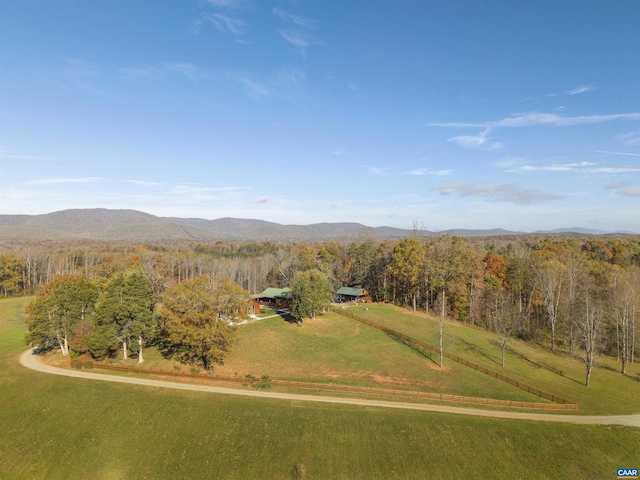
[{"xmin": 92, "ymin": 270, "xmax": 155, "ymax": 362}]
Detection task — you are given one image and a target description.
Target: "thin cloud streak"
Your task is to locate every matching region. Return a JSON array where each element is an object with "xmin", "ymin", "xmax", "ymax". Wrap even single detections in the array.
[
  {"xmin": 448, "ymin": 130, "xmax": 502, "ymax": 150},
  {"xmin": 279, "ymin": 30, "xmax": 312, "ymax": 48},
  {"xmin": 24, "ymin": 177, "xmax": 102, "ymax": 186},
  {"xmin": 125, "ymin": 180, "xmax": 163, "ymax": 187},
  {"xmin": 273, "ymin": 7, "xmax": 314, "ymax": 28},
  {"xmin": 434, "ymin": 182, "xmax": 561, "ymax": 204},
  {"xmin": 595, "ymin": 150, "xmax": 640, "ymax": 157},
  {"xmin": 513, "ymin": 163, "xmax": 640, "ymax": 174},
  {"xmin": 432, "ymin": 112, "xmax": 640, "ymax": 129},
  {"xmin": 566, "ymin": 84, "xmax": 596, "ymax": 95},
  {"xmin": 202, "ymin": 13, "xmax": 246, "ymax": 35}
]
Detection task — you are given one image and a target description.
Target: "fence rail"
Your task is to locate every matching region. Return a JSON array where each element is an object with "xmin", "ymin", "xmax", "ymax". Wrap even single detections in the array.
[
  {"xmin": 70, "ymin": 359, "xmax": 577, "ymax": 410},
  {"xmin": 330, "ymin": 307, "xmax": 578, "ymax": 409}
]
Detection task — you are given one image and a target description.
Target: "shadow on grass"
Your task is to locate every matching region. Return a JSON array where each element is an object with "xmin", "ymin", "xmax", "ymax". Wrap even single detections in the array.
[
  {"xmin": 387, "ymin": 334, "xmax": 440, "ymax": 366},
  {"xmin": 456, "ymin": 338, "xmax": 502, "ymax": 367},
  {"xmin": 506, "ymin": 346, "xmax": 584, "ymax": 385},
  {"xmin": 599, "ymin": 362, "xmax": 640, "ymax": 382}
]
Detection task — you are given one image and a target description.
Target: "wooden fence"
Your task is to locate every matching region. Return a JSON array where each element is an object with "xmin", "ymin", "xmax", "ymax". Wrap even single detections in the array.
[
  {"xmin": 330, "ymin": 307, "xmax": 578, "ymax": 409},
  {"xmin": 70, "ymin": 360, "xmax": 577, "ymax": 410}
]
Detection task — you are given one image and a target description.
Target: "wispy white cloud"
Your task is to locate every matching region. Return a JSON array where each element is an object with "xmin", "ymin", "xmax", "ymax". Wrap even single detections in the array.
[
  {"xmin": 202, "ymin": 13, "xmax": 246, "ymax": 35},
  {"xmin": 347, "ymin": 81, "xmax": 358, "ymax": 91},
  {"xmin": 448, "ymin": 129, "xmax": 502, "ymax": 150},
  {"xmin": 273, "ymin": 7, "xmax": 314, "ymax": 28},
  {"xmin": 434, "ymin": 182, "xmax": 561, "ymax": 204},
  {"xmin": 595, "ymin": 150, "xmax": 640, "ymax": 157},
  {"xmin": 544, "ymin": 83, "xmax": 596, "ymax": 98},
  {"xmin": 119, "ymin": 67, "xmax": 166, "ymax": 81},
  {"xmin": 332, "ymin": 149, "xmax": 346, "ymax": 156},
  {"xmin": 566, "ymin": 84, "xmax": 596, "ymax": 95},
  {"xmin": 406, "ymin": 168, "xmax": 452, "ymax": 176},
  {"xmin": 368, "ymin": 167, "xmax": 385, "ymax": 175},
  {"xmin": 279, "ymin": 30, "xmax": 312, "ymax": 48},
  {"xmin": 0, "ymin": 153, "xmax": 51, "ymax": 162},
  {"xmin": 616, "ymin": 131, "xmax": 640, "ymax": 146},
  {"xmin": 169, "ymin": 184, "xmax": 248, "ymax": 195},
  {"xmin": 125, "ymin": 180, "xmax": 163, "ymax": 187},
  {"xmin": 226, "ymin": 72, "xmax": 271, "ymax": 98},
  {"xmin": 271, "ymin": 68, "xmax": 305, "ymax": 88},
  {"xmin": 24, "ymin": 177, "xmax": 101, "ymax": 186},
  {"xmin": 589, "ymin": 167, "xmax": 640, "ymax": 173},
  {"xmin": 434, "ymin": 111, "xmax": 640, "ymax": 150},
  {"xmin": 492, "ymin": 157, "xmax": 526, "ymax": 168},
  {"xmin": 433, "ymin": 112, "xmax": 640, "ymax": 129},
  {"xmin": 513, "ymin": 161, "xmax": 596, "ymax": 172},
  {"xmin": 492, "ymin": 112, "xmax": 640, "ymax": 128},
  {"xmin": 165, "ymin": 63, "xmax": 213, "ymax": 81},
  {"xmin": 512, "ymin": 161, "xmax": 640, "ymax": 174}
]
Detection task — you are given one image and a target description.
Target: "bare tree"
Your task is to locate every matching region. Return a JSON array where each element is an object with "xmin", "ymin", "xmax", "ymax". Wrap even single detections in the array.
[
  {"xmin": 576, "ymin": 283, "xmax": 604, "ymax": 386},
  {"xmin": 535, "ymin": 258, "xmax": 566, "ymax": 353}
]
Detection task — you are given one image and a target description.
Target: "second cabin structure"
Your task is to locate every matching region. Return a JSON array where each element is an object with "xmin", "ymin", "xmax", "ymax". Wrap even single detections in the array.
[{"xmin": 335, "ymin": 287, "xmax": 369, "ymax": 303}]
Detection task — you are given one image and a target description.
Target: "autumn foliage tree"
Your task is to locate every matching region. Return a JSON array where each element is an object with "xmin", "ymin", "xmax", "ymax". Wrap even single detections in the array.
[
  {"xmin": 159, "ymin": 275, "xmax": 240, "ymax": 370},
  {"xmin": 25, "ymin": 274, "xmax": 99, "ymax": 356}
]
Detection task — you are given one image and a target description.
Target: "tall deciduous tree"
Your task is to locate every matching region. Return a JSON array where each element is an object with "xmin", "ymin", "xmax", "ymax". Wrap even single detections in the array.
[
  {"xmin": 534, "ymin": 257, "xmax": 566, "ymax": 353},
  {"xmin": 426, "ymin": 236, "xmax": 468, "ymax": 366},
  {"xmin": 25, "ymin": 274, "xmax": 99, "ymax": 356},
  {"xmin": 613, "ymin": 267, "xmax": 638, "ymax": 374},
  {"xmin": 387, "ymin": 238, "xmax": 425, "ymax": 311},
  {"xmin": 159, "ymin": 275, "xmax": 238, "ymax": 370},
  {"xmin": 290, "ymin": 269, "xmax": 333, "ymax": 321},
  {"xmin": 576, "ymin": 283, "xmax": 604, "ymax": 387},
  {"xmin": 484, "ymin": 274, "xmax": 514, "ymax": 367}
]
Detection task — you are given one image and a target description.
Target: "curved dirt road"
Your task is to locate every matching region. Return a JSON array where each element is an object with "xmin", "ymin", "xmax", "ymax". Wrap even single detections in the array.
[{"xmin": 20, "ymin": 349, "xmax": 640, "ymax": 428}]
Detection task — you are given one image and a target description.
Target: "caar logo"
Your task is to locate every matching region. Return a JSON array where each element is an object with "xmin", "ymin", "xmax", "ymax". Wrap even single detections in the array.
[{"xmin": 617, "ymin": 469, "xmax": 638, "ymax": 479}]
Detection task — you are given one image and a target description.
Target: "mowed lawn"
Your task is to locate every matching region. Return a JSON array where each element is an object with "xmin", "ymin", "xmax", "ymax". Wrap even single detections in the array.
[
  {"xmin": 351, "ymin": 303, "xmax": 640, "ymax": 415},
  {"xmin": 214, "ymin": 312, "xmax": 543, "ymax": 402},
  {"xmin": 2, "ymin": 297, "xmax": 640, "ymax": 480}
]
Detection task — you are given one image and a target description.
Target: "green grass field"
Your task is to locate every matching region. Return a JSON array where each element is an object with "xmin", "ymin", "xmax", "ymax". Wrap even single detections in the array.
[
  {"xmin": 2, "ymin": 297, "xmax": 639, "ymax": 479},
  {"xmin": 349, "ymin": 303, "xmax": 640, "ymax": 415}
]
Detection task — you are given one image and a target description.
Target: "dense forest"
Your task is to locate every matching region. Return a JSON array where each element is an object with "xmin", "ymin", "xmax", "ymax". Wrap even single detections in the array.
[{"xmin": 1, "ymin": 234, "xmax": 638, "ymax": 380}]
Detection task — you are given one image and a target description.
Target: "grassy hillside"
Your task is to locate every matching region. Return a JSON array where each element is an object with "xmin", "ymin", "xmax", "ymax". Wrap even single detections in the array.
[
  {"xmin": 213, "ymin": 313, "xmax": 543, "ymax": 402},
  {"xmin": 2, "ymin": 297, "xmax": 639, "ymax": 479},
  {"xmin": 349, "ymin": 303, "xmax": 640, "ymax": 414}
]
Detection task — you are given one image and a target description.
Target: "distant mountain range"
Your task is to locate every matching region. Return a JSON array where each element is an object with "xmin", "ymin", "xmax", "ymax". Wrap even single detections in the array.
[{"xmin": 0, "ymin": 209, "xmax": 633, "ymax": 242}]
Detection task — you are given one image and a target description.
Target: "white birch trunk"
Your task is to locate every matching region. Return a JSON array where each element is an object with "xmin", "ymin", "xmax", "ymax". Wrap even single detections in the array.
[{"xmin": 138, "ymin": 336, "xmax": 144, "ymax": 364}]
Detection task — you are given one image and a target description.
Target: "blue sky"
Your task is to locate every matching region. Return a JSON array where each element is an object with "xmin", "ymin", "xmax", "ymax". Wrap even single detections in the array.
[{"xmin": 1, "ymin": 0, "xmax": 639, "ymax": 232}]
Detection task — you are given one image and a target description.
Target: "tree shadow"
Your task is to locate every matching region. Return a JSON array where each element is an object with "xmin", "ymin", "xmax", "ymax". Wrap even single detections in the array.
[
  {"xmin": 387, "ymin": 334, "xmax": 440, "ymax": 366},
  {"xmin": 599, "ymin": 362, "xmax": 640, "ymax": 382},
  {"xmin": 505, "ymin": 346, "xmax": 583, "ymax": 385},
  {"xmin": 456, "ymin": 338, "xmax": 502, "ymax": 367}
]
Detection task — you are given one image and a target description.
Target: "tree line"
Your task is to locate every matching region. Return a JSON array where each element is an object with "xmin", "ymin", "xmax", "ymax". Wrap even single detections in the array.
[
  {"xmin": 24, "ymin": 265, "xmax": 250, "ymax": 371},
  {"xmin": 4, "ymin": 235, "xmax": 639, "ymax": 381}
]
